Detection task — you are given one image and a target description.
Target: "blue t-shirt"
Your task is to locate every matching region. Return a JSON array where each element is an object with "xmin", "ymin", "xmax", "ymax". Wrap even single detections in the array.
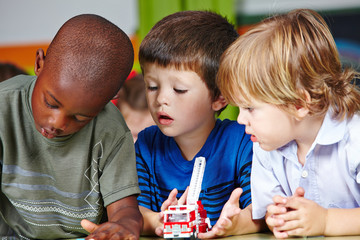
[{"xmin": 136, "ymin": 119, "xmax": 253, "ymax": 225}]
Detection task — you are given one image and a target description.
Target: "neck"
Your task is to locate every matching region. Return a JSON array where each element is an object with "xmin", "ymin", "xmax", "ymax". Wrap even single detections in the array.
[
  {"xmin": 295, "ymin": 114, "xmax": 325, "ymax": 165},
  {"xmin": 174, "ymin": 118, "xmax": 216, "ymax": 161}
]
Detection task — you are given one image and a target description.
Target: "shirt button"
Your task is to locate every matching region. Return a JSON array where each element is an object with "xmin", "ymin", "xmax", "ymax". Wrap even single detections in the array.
[{"xmin": 301, "ymin": 170, "xmax": 308, "ymax": 178}]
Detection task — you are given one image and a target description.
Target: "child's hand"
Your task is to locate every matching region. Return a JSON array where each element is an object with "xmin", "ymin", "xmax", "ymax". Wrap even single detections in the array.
[
  {"xmin": 198, "ymin": 188, "xmax": 243, "ymax": 239},
  {"xmin": 266, "ymin": 187, "xmax": 305, "ymax": 238},
  {"xmin": 265, "ymin": 195, "xmax": 288, "ymax": 238},
  {"xmin": 268, "ymin": 187, "xmax": 328, "ymax": 238},
  {"xmin": 81, "ymin": 219, "xmax": 137, "ymax": 240},
  {"xmin": 160, "ymin": 187, "xmax": 188, "ymax": 211},
  {"xmin": 155, "ymin": 187, "xmax": 189, "ymax": 237}
]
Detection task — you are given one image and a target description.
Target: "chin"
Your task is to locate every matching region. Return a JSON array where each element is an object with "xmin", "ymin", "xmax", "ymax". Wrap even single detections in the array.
[{"xmin": 258, "ymin": 143, "xmax": 277, "ymax": 152}]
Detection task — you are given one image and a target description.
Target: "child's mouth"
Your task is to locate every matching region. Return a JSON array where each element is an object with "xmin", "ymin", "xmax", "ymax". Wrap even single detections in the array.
[
  {"xmin": 250, "ymin": 135, "xmax": 258, "ymax": 142},
  {"xmin": 158, "ymin": 114, "xmax": 173, "ymax": 125},
  {"xmin": 41, "ymin": 128, "xmax": 57, "ymax": 139}
]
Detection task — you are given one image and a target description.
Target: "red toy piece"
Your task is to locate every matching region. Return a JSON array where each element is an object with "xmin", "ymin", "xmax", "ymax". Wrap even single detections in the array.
[
  {"xmin": 163, "ymin": 157, "xmax": 211, "ymax": 239},
  {"xmin": 163, "ymin": 200, "xmax": 211, "ymax": 239}
]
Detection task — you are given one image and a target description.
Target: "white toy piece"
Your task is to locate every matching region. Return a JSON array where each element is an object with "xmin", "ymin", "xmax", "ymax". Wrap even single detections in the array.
[{"xmin": 163, "ymin": 157, "xmax": 211, "ymax": 239}]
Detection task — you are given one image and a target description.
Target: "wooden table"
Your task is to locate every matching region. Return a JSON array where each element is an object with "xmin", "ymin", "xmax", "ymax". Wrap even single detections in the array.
[{"xmin": 139, "ymin": 233, "xmax": 360, "ymax": 240}]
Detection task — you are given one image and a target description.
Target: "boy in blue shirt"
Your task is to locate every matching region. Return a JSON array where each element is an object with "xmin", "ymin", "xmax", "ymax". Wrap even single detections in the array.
[
  {"xmin": 0, "ymin": 14, "xmax": 142, "ymax": 239},
  {"xmin": 135, "ymin": 10, "xmax": 265, "ymax": 238}
]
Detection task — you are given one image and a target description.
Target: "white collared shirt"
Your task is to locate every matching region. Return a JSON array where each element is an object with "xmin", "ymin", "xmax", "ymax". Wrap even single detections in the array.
[{"xmin": 251, "ymin": 112, "xmax": 360, "ymax": 219}]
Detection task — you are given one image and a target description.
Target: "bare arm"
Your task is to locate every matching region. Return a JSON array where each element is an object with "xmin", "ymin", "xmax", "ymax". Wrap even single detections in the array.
[
  {"xmin": 139, "ymin": 206, "xmax": 162, "ymax": 236},
  {"xmin": 324, "ymin": 208, "xmax": 360, "ymax": 236},
  {"xmin": 81, "ymin": 195, "xmax": 143, "ymax": 240}
]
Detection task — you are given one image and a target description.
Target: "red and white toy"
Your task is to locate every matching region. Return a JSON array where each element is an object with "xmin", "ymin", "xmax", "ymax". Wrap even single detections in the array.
[{"xmin": 163, "ymin": 157, "xmax": 211, "ymax": 239}]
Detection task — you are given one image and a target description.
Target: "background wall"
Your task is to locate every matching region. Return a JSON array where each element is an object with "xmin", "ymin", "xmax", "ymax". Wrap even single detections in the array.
[
  {"xmin": 0, "ymin": 0, "xmax": 138, "ymax": 73},
  {"xmin": 1, "ymin": 0, "xmax": 360, "ymax": 72},
  {"xmin": 1, "ymin": 0, "xmax": 359, "ymax": 120}
]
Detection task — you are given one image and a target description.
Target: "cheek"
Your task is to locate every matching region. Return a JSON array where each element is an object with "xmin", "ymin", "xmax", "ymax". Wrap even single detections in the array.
[{"xmin": 31, "ymin": 95, "xmax": 45, "ymax": 125}]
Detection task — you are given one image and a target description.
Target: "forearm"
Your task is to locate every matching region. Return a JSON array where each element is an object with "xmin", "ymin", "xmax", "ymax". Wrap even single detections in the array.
[
  {"xmin": 325, "ymin": 208, "xmax": 360, "ymax": 236},
  {"xmin": 139, "ymin": 206, "xmax": 162, "ymax": 236},
  {"xmin": 110, "ymin": 205, "xmax": 143, "ymax": 237},
  {"xmin": 106, "ymin": 196, "xmax": 144, "ymax": 239}
]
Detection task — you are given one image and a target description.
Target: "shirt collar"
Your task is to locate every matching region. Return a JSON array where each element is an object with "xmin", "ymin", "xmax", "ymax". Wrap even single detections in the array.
[{"xmin": 315, "ymin": 110, "xmax": 346, "ymax": 145}]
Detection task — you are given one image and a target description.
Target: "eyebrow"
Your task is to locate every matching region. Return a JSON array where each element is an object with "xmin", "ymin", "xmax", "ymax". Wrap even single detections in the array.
[
  {"xmin": 47, "ymin": 91, "xmax": 62, "ymax": 107},
  {"xmin": 46, "ymin": 91, "xmax": 93, "ymax": 119}
]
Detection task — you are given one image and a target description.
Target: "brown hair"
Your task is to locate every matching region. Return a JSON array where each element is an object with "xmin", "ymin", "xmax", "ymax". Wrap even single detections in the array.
[
  {"xmin": 117, "ymin": 74, "xmax": 148, "ymax": 111},
  {"xmin": 0, "ymin": 62, "xmax": 27, "ymax": 82},
  {"xmin": 139, "ymin": 10, "xmax": 238, "ymax": 101}
]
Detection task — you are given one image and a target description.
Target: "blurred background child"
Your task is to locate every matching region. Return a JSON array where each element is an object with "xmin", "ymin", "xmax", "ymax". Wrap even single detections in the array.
[
  {"xmin": 0, "ymin": 62, "xmax": 27, "ymax": 82},
  {"xmin": 113, "ymin": 71, "xmax": 155, "ymax": 142}
]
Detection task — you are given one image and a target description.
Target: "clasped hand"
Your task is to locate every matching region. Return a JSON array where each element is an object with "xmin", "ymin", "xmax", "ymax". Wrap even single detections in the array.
[{"xmin": 266, "ymin": 187, "xmax": 328, "ymax": 238}]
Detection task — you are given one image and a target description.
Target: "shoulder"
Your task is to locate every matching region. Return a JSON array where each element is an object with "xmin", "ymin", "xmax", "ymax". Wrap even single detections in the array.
[
  {"xmin": 212, "ymin": 119, "xmax": 250, "ymax": 145},
  {"xmin": 136, "ymin": 125, "xmax": 165, "ymax": 146},
  {"xmin": 215, "ymin": 119, "xmax": 246, "ymax": 135}
]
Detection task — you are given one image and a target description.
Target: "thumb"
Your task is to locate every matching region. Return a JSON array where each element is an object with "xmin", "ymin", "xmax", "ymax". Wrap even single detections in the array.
[
  {"xmin": 161, "ymin": 188, "xmax": 179, "ymax": 211},
  {"xmin": 81, "ymin": 219, "xmax": 99, "ymax": 234},
  {"xmin": 228, "ymin": 188, "xmax": 243, "ymax": 205},
  {"xmin": 178, "ymin": 186, "xmax": 189, "ymax": 205},
  {"xmin": 294, "ymin": 187, "xmax": 305, "ymax": 198}
]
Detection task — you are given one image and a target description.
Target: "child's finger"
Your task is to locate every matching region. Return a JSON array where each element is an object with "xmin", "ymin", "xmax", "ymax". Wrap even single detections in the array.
[
  {"xmin": 158, "ymin": 211, "xmax": 165, "ymax": 222},
  {"xmin": 275, "ymin": 218, "xmax": 301, "ymax": 232},
  {"xmin": 178, "ymin": 186, "xmax": 189, "ymax": 205},
  {"xmin": 273, "ymin": 228, "xmax": 289, "ymax": 239},
  {"xmin": 267, "ymin": 204, "xmax": 287, "ymax": 216},
  {"xmin": 272, "ymin": 195, "xmax": 287, "ymax": 205},
  {"xmin": 80, "ymin": 219, "xmax": 99, "ymax": 234},
  {"xmin": 161, "ymin": 189, "xmax": 178, "ymax": 211},
  {"xmin": 197, "ymin": 226, "xmax": 224, "ymax": 239},
  {"xmin": 266, "ymin": 214, "xmax": 285, "ymax": 228},
  {"xmin": 293, "ymin": 187, "xmax": 305, "ymax": 198},
  {"xmin": 227, "ymin": 188, "xmax": 243, "ymax": 205}
]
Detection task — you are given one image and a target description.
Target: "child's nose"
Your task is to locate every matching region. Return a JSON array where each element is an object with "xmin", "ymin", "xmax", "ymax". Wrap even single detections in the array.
[
  {"xmin": 156, "ymin": 89, "xmax": 169, "ymax": 105},
  {"xmin": 49, "ymin": 111, "xmax": 68, "ymax": 131},
  {"xmin": 237, "ymin": 109, "xmax": 248, "ymax": 125}
]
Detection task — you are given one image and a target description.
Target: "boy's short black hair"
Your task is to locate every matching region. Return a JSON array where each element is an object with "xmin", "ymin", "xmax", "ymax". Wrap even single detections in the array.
[
  {"xmin": 45, "ymin": 14, "xmax": 134, "ymax": 100},
  {"xmin": 139, "ymin": 10, "xmax": 238, "ymax": 100}
]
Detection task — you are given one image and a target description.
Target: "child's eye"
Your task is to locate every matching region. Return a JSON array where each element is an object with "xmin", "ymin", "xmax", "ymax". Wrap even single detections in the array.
[
  {"xmin": 147, "ymin": 86, "xmax": 158, "ymax": 91},
  {"xmin": 245, "ymin": 107, "xmax": 254, "ymax": 112},
  {"xmin": 72, "ymin": 116, "xmax": 88, "ymax": 123},
  {"xmin": 174, "ymin": 88, "xmax": 187, "ymax": 94},
  {"xmin": 44, "ymin": 97, "xmax": 58, "ymax": 109}
]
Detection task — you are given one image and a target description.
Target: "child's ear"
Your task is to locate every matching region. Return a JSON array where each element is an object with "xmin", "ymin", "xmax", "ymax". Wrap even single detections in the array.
[
  {"xmin": 34, "ymin": 49, "xmax": 45, "ymax": 76},
  {"xmin": 112, "ymin": 91, "xmax": 120, "ymax": 100},
  {"xmin": 294, "ymin": 90, "xmax": 311, "ymax": 120},
  {"xmin": 295, "ymin": 105, "xmax": 309, "ymax": 120},
  {"xmin": 212, "ymin": 94, "xmax": 228, "ymax": 111}
]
